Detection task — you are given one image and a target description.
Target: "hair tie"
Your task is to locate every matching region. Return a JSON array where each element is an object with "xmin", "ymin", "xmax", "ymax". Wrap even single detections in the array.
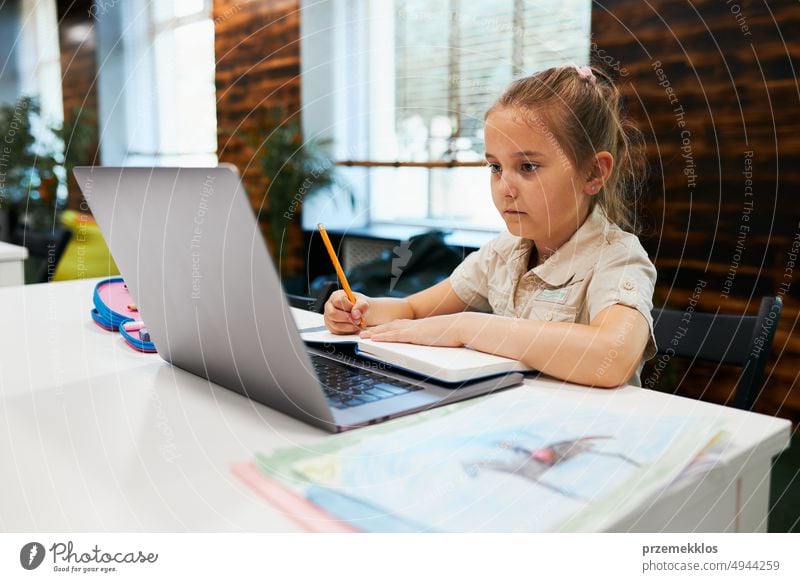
[{"xmin": 573, "ymin": 64, "xmax": 596, "ymax": 84}]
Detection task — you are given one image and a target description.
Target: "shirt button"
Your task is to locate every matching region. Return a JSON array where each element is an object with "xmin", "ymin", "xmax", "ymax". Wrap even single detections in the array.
[
  {"xmin": 545, "ymin": 312, "xmax": 554, "ymax": 321},
  {"xmin": 622, "ymin": 279, "xmax": 635, "ymax": 291}
]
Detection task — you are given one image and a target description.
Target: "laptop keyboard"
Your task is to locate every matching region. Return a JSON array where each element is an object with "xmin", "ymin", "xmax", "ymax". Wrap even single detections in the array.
[{"xmin": 310, "ymin": 354, "xmax": 423, "ymax": 409}]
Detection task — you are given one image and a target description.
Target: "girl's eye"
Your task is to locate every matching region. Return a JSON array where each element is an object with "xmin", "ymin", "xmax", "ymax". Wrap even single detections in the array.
[
  {"xmin": 520, "ymin": 162, "xmax": 539, "ymax": 172},
  {"xmin": 488, "ymin": 163, "xmax": 501, "ymax": 174}
]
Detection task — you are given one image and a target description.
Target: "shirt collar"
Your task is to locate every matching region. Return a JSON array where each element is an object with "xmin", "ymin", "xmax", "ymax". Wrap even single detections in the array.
[{"xmin": 513, "ymin": 204, "xmax": 610, "ymax": 287}]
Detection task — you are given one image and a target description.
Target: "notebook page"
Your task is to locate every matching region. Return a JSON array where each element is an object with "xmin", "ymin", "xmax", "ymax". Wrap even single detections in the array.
[
  {"xmin": 291, "ymin": 307, "xmax": 359, "ymax": 344},
  {"xmin": 357, "ymin": 340, "xmax": 528, "ymax": 380}
]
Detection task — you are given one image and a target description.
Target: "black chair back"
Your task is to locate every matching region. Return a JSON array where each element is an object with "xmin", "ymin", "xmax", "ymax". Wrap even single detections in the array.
[{"xmin": 651, "ymin": 296, "xmax": 782, "ymax": 410}]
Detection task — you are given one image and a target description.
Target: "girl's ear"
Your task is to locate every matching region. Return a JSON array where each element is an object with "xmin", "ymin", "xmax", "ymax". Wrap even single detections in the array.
[{"xmin": 582, "ymin": 152, "xmax": 614, "ymax": 196}]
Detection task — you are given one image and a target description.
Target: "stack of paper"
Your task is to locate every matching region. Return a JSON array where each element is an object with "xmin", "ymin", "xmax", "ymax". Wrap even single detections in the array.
[{"xmin": 235, "ymin": 390, "xmax": 723, "ymax": 532}]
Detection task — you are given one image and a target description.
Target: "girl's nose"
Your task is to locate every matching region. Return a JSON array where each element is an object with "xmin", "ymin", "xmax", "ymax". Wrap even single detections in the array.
[{"xmin": 500, "ymin": 175, "xmax": 518, "ymax": 198}]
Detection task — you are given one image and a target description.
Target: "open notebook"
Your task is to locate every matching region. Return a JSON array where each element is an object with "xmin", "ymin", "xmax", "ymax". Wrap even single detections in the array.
[{"xmin": 291, "ymin": 307, "xmax": 535, "ymax": 384}]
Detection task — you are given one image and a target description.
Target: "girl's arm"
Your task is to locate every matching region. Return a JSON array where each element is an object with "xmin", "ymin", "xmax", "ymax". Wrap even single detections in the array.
[
  {"xmin": 324, "ymin": 279, "xmax": 469, "ymax": 334},
  {"xmin": 361, "ymin": 303, "xmax": 651, "ymax": 388},
  {"xmin": 406, "ymin": 279, "xmax": 470, "ymax": 318}
]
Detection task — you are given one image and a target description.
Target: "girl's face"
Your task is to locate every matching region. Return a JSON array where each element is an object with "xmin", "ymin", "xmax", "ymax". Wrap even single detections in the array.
[{"xmin": 484, "ymin": 107, "xmax": 597, "ymax": 246}]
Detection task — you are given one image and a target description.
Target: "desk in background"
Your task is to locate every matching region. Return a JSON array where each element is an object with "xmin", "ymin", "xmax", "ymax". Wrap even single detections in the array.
[
  {"xmin": 0, "ymin": 278, "xmax": 791, "ymax": 532},
  {"xmin": 0, "ymin": 241, "xmax": 28, "ymax": 286},
  {"xmin": 301, "ymin": 224, "xmax": 495, "ymax": 287}
]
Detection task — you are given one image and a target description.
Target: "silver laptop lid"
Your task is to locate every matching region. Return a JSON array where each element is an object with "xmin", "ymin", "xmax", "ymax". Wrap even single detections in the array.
[{"xmin": 73, "ymin": 166, "xmax": 336, "ymax": 429}]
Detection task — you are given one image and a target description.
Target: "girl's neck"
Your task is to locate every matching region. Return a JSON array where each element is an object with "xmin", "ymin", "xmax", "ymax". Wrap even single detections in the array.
[
  {"xmin": 526, "ymin": 205, "xmax": 595, "ymax": 270},
  {"xmin": 527, "ymin": 245, "xmax": 556, "ymax": 270}
]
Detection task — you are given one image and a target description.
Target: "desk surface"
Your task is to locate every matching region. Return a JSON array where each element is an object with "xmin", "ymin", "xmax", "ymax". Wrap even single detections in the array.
[{"xmin": 0, "ymin": 278, "xmax": 791, "ymax": 532}]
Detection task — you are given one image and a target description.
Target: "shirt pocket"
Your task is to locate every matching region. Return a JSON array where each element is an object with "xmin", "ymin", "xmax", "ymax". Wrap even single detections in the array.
[
  {"xmin": 523, "ymin": 278, "xmax": 585, "ymax": 322},
  {"xmin": 528, "ymin": 301, "xmax": 578, "ymax": 323}
]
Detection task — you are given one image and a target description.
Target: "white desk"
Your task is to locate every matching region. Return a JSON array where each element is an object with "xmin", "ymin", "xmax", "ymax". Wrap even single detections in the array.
[
  {"xmin": 0, "ymin": 241, "xmax": 28, "ymax": 286},
  {"xmin": 0, "ymin": 278, "xmax": 791, "ymax": 532}
]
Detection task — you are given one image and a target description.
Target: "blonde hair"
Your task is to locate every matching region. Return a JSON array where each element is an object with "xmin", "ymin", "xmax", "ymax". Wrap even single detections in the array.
[{"xmin": 486, "ymin": 65, "xmax": 648, "ymax": 234}]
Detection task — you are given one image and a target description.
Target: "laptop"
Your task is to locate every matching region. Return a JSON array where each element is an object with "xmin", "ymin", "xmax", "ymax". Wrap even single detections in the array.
[{"xmin": 74, "ymin": 166, "xmax": 523, "ymax": 432}]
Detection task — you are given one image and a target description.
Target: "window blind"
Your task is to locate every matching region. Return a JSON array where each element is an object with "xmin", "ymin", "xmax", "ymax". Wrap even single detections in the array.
[{"xmin": 393, "ymin": 0, "xmax": 590, "ymax": 162}]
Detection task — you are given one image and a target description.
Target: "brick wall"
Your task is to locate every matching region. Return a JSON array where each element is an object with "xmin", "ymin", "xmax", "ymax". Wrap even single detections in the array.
[{"xmin": 213, "ymin": 0, "xmax": 303, "ymax": 275}]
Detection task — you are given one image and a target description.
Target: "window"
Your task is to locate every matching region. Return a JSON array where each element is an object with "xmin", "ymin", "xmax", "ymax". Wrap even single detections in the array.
[
  {"xmin": 300, "ymin": 0, "xmax": 591, "ymax": 231},
  {"xmin": 149, "ymin": 0, "xmax": 217, "ymax": 165},
  {"xmin": 97, "ymin": 0, "xmax": 217, "ymax": 166},
  {"xmin": 14, "ymin": 0, "xmax": 66, "ymax": 202},
  {"xmin": 16, "ymin": 0, "xmax": 63, "ymax": 127}
]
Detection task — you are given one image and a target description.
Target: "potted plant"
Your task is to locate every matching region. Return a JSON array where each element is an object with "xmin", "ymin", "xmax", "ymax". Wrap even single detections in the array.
[
  {"xmin": 0, "ymin": 97, "xmax": 99, "ymax": 282},
  {"xmin": 236, "ymin": 106, "xmax": 351, "ymax": 280},
  {"xmin": 0, "ymin": 97, "xmax": 61, "ymax": 239}
]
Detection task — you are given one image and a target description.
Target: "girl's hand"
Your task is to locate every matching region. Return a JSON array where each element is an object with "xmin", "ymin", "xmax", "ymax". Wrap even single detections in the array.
[
  {"xmin": 359, "ymin": 314, "xmax": 467, "ymax": 347},
  {"xmin": 324, "ymin": 290, "xmax": 370, "ymax": 334}
]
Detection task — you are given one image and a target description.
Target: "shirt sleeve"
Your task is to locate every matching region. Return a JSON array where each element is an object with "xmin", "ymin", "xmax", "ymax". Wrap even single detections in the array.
[
  {"xmin": 586, "ymin": 238, "xmax": 658, "ymax": 361},
  {"xmin": 448, "ymin": 239, "xmax": 495, "ymax": 312}
]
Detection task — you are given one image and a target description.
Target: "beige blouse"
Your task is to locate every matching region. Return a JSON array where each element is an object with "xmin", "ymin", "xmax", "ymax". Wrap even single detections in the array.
[{"xmin": 449, "ymin": 205, "xmax": 657, "ymax": 386}]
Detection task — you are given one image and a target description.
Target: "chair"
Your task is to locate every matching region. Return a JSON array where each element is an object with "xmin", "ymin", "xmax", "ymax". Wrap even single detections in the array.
[
  {"xmin": 12, "ymin": 225, "xmax": 72, "ymax": 284},
  {"xmin": 651, "ymin": 296, "xmax": 783, "ymax": 410},
  {"xmin": 286, "ymin": 281, "xmax": 338, "ymax": 314}
]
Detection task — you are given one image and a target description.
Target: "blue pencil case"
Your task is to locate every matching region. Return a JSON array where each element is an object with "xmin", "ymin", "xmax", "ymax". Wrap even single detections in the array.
[{"xmin": 91, "ymin": 277, "xmax": 157, "ymax": 353}]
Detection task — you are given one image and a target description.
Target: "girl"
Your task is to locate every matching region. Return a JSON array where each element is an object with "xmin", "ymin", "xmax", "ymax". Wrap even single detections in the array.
[{"xmin": 323, "ymin": 65, "xmax": 657, "ymax": 388}]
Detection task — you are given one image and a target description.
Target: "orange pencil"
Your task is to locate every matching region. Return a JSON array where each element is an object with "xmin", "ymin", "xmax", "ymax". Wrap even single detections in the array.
[{"xmin": 317, "ymin": 223, "xmax": 365, "ymax": 327}]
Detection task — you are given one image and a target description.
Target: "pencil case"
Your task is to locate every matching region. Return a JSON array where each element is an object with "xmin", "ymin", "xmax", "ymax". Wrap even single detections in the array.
[{"xmin": 91, "ymin": 277, "xmax": 157, "ymax": 353}]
